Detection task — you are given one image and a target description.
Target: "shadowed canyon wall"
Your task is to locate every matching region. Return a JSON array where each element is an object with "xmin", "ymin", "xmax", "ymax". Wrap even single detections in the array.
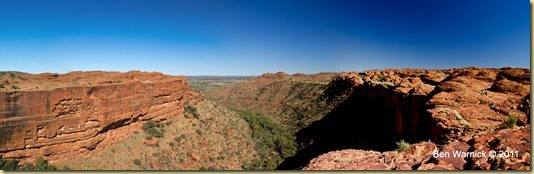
[
  {"xmin": 208, "ymin": 67, "xmax": 530, "ymax": 170},
  {"xmin": 296, "ymin": 67, "xmax": 530, "ymax": 170}
]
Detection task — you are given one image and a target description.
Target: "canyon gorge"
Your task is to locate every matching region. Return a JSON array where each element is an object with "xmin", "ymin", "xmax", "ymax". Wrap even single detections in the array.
[{"xmin": 0, "ymin": 67, "xmax": 530, "ymax": 170}]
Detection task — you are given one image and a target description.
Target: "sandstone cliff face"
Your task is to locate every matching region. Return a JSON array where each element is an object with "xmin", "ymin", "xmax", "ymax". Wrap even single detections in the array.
[
  {"xmin": 302, "ymin": 67, "xmax": 530, "ymax": 170},
  {"xmin": 0, "ymin": 71, "xmax": 195, "ymax": 163}
]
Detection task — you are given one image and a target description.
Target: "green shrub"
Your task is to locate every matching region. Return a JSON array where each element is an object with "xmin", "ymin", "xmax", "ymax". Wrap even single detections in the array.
[
  {"xmin": 0, "ymin": 158, "xmax": 19, "ymax": 170},
  {"xmin": 504, "ymin": 115, "xmax": 518, "ymax": 128},
  {"xmin": 11, "ymin": 85, "xmax": 19, "ymax": 90},
  {"xmin": 396, "ymin": 139, "xmax": 410, "ymax": 152},
  {"xmin": 0, "ymin": 84, "xmax": 4, "ymax": 88},
  {"xmin": 35, "ymin": 157, "xmax": 56, "ymax": 170},
  {"xmin": 18, "ymin": 157, "xmax": 56, "ymax": 170},
  {"xmin": 184, "ymin": 105, "xmax": 200, "ymax": 119},
  {"xmin": 142, "ymin": 120, "xmax": 164, "ymax": 138},
  {"xmin": 133, "ymin": 159, "xmax": 142, "ymax": 165}
]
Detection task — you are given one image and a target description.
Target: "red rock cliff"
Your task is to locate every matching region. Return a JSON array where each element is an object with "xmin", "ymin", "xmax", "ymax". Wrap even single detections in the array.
[{"xmin": 0, "ymin": 71, "xmax": 195, "ymax": 163}]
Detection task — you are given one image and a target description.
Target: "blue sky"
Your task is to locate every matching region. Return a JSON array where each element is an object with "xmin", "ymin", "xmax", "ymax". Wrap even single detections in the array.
[{"xmin": 0, "ymin": 0, "xmax": 529, "ymax": 76}]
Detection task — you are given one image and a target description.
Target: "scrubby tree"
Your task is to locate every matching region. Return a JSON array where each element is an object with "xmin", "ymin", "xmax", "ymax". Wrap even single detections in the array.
[{"xmin": 142, "ymin": 120, "xmax": 164, "ymax": 138}]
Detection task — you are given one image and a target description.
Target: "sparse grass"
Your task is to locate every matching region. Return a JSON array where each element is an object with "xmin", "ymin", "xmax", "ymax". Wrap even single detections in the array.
[{"xmin": 396, "ymin": 139, "xmax": 409, "ymax": 152}]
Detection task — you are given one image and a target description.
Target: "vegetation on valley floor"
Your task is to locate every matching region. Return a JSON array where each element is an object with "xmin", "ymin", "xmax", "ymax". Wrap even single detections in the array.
[{"xmin": 230, "ymin": 108, "xmax": 297, "ymax": 170}]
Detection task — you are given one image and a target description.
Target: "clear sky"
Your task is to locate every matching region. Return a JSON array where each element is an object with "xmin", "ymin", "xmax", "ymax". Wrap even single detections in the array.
[{"xmin": 0, "ymin": 0, "xmax": 529, "ymax": 76}]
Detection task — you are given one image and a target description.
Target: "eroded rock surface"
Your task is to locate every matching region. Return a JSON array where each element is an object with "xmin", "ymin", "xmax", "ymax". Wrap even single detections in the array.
[
  {"xmin": 0, "ymin": 71, "xmax": 196, "ymax": 163},
  {"xmin": 305, "ymin": 126, "xmax": 530, "ymax": 170},
  {"xmin": 304, "ymin": 67, "xmax": 530, "ymax": 170}
]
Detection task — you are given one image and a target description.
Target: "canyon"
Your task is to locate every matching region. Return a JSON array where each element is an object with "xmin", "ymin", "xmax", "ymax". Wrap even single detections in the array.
[
  {"xmin": 297, "ymin": 67, "xmax": 531, "ymax": 170},
  {"xmin": 0, "ymin": 67, "xmax": 530, "ymax": 170},
  {"xmin": 210, "ymin": 67, "xmax": 530, "ymax": 170}
]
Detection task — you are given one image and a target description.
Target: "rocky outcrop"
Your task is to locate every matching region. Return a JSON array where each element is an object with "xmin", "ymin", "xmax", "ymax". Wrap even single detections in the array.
[
  {"xmin": 303, "ymin": 67, "xmax": 530, "ymax": 170},
  {"xmin": 304, "ymin": 126, "xmax": 530, "ymax": 170},
  {"xmin": 328, "ymin": 67, "xmax": 529, "ymax": 143},
  {"xmin": 0, "ymin": 71, "xmax": 196, "ymax": 163},
  {"xmin": 304, "ymin": 142, "xmax": 438, "ymax": 170}
]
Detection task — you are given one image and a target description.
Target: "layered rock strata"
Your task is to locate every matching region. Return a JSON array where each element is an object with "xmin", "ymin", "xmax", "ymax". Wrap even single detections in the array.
[{"xmin": 0, "ymin": 71, "xmax": 195, "ymax": 163}]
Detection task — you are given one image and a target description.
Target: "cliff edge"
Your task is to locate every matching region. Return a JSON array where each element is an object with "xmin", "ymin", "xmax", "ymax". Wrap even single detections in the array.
[{"xmin": 0, "ymin": 71, "xmax": 197, "ymax": 163}]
